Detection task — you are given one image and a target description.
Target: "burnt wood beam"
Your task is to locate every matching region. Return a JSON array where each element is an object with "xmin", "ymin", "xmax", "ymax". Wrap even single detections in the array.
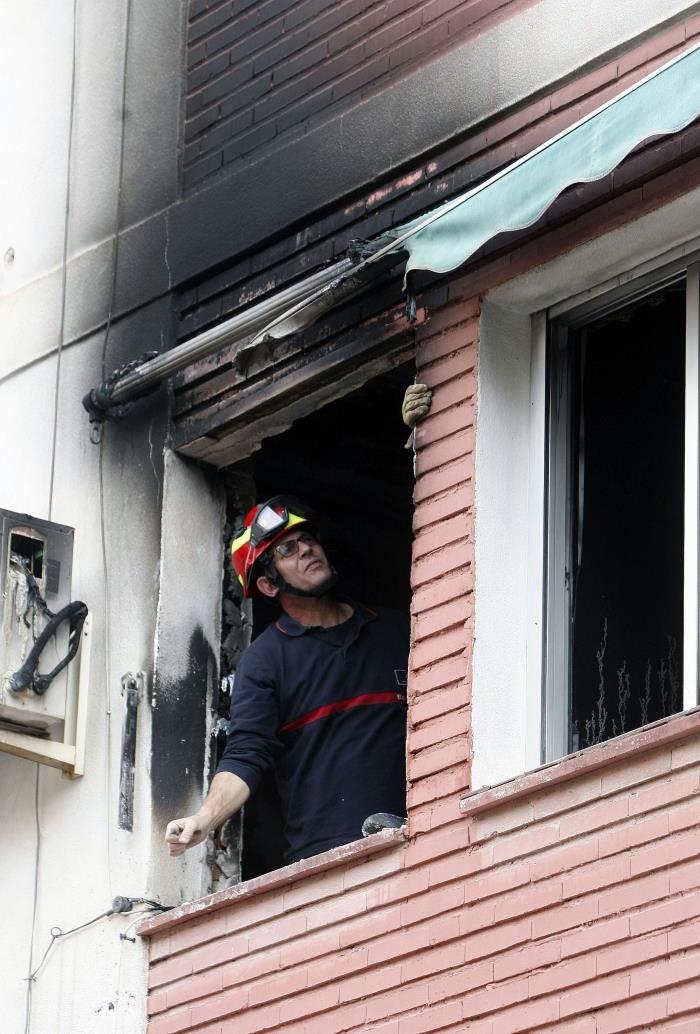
[{"xmin": 172, "ymin": 301, "xmax": 423, "ymax": 467}]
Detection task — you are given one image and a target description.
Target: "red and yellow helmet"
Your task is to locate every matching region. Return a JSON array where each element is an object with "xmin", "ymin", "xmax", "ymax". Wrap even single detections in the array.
[{"xmin": 231, "ymin": 495, "xmax": 316, "ymax": 597}]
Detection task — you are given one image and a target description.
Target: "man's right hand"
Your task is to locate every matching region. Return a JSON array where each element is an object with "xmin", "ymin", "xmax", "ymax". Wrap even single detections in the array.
[
  {"xmin": 165, "ymin": 815, "xmax": 210, "ymax": 856},
  {"xmin": 164, "ymin": 772, "xmax": 251, "ymax": 858}
]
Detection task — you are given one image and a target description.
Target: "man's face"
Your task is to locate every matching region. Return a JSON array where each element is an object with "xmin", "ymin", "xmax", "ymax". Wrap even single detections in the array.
[{"xmin": 264, "ymin": 527, "xmax": 334, "ymax": 595}]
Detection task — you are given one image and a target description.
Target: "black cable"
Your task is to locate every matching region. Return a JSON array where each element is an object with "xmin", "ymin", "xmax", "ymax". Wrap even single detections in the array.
[
  {"xmin": 7, "ymin": 601, "xmax": 88, "ymax": 695},
  {"xmin": 7, "ymin": 557, "xmax": 88, "ymax": 696}
]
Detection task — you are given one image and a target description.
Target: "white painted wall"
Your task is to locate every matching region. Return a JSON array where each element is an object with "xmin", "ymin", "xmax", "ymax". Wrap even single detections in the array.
[
  {"xmin": 0, "ymin": 2, "xmax": 185, "ymax": 1032},
  {"xmin": 150, "ymin": 451, "xmax": 226, "ymax": 906},
  {"xmin": 473, "ymin": 184, "xmax": 700, "ymax": 790}
]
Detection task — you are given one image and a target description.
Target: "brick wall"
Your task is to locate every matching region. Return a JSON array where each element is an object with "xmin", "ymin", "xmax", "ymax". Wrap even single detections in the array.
[
  {"xmin": 142, "ymin": 297, "xmax": 700, "ymax": 1032},
  {"xmin": 184, "ymin": 0, "xmax": 524, "ymax": 191}
]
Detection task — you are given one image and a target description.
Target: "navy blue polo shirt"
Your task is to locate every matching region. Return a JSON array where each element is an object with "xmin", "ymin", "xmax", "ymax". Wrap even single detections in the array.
[{"xmin": 217, "ymin": 601, "xmax": 409, "ymax": 864}]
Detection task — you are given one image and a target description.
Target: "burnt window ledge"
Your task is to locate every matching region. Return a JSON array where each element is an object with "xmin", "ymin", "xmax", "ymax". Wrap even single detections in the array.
[
  {"xmin": 461, "ymin": 705, "xmax": 700, "ymax": 819},
  {"xmin": 138, "ymin": 826, "xmax": 407, "ymax": 938}
]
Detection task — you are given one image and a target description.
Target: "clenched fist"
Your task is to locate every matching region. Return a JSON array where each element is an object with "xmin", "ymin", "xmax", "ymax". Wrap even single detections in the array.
[{"xmin": 164, "ymin": 815, "xmax": 209, "ymax": 856}]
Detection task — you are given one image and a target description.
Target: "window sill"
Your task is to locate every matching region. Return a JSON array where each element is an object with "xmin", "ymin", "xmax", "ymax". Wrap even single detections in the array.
[
  {"xmin": 460, "ymin": 705, "xmax": 700, "ymax": 818},
  {"xmin": 138, "ymin": 826, "xmax": 407, "ymax": 937}
]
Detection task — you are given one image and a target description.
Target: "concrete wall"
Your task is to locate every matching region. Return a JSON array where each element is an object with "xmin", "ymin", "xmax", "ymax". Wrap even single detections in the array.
[{"xmin": 0, "ymin": 2, "xmax": 186, "ymax": 1032}]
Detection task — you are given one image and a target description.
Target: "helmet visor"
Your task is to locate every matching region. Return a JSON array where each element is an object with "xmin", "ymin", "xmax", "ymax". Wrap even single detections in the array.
[{"xmin": 250, "ymin": 503, "xmax": 288, "ymax": 547}]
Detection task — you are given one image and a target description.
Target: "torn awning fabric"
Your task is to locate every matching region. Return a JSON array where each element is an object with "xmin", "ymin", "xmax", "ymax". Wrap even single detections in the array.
[{"xmin": 392, "ymin": 40, "xmax": 700, "ymax": 281}]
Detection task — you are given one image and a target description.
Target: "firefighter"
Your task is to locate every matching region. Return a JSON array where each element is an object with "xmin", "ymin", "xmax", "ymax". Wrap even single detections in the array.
[{"xmin": 165, "ymin": 384, "xmax": 431, "ymax": 864}]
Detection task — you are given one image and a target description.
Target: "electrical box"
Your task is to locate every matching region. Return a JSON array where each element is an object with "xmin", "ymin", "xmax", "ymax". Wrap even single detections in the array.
[{"xmin": 0, "ymin": 509, "xmax": 89, "ymax": 775}]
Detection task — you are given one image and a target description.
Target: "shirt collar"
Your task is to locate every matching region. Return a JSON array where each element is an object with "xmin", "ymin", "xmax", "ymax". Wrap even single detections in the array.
[{"xmin": 274, "ymin": 599, "xmax": 377, "ymax": 637}]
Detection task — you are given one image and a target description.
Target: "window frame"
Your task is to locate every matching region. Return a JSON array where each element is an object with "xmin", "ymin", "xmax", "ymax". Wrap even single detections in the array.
[{"xmin": 542, "ymin": 260, "xmax": 700, "ymax": 763}]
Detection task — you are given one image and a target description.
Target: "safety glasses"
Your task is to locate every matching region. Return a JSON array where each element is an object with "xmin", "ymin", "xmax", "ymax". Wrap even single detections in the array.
[{"xmin": 271, "ymin": 531, "xmax": 318, "ymax": 559}]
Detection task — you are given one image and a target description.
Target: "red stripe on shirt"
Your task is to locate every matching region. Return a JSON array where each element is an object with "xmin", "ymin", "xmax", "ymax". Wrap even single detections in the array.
[{"xmin": 279, "ymin": 692, "xmax": 406, "ymax": 734}]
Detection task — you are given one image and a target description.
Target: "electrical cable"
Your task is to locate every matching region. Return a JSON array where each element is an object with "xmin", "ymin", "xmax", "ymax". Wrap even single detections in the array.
[
  {"xmin": 27, "ymin": 910, "xmax": 114, "ymax": 985},
  {"xmin": 23, "ymin": 766, "xmax": 42, "ymax": 1034},
  {"xmin": 7, "ymin": 555, "xmax": 88, "ymax": 695},
  {"xmin": 111, "ymin": 906, "xmax": 170, "ymax": 1034},
  {"xmin": 98, "ymin": 0, "xmax": 134, "ymax": 909},
  {"xmin": 26, "ymin": 897, "xmax": 171, "ymax": 993},
  {"xmin": 47, "ymin": 0, "xmax": 79, "ymax": 523},
  {"xmin": 23, "ymin": 5, "xmax": 79, "ymax": 1032}
]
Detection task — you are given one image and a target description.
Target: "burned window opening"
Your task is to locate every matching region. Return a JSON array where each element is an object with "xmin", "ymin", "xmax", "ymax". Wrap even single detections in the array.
[
  {"xmin": 212, "ymin": 361, "xmax": 416, "ymax": 885},
  {"xmin": 10, "ymin": 531, "xmax": 45, "ymax": 581},
  {"xmin": 547, "ymin": 284, "xmax": 686, "ymax": 757}
]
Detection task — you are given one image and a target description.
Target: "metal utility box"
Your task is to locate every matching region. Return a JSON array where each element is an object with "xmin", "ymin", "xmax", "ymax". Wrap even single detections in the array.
[{"xmin": 0, "ymin": 509, "xmax": 75, "ymax": 734}]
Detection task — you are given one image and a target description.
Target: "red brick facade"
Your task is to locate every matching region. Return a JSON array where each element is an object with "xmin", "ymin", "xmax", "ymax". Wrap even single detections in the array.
[{"xmin": 141, "ymin": 297, "xmax": 700, "ymax": 1032}]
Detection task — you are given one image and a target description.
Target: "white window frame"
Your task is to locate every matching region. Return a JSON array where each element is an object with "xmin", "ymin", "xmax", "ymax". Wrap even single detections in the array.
[
  {"xmin": 472, "ymin": 189, "xmax": 700, "ymax": 791},
  {"xmin": 543, "ymin": 262, "xmax": 700, "ymax": 761}
]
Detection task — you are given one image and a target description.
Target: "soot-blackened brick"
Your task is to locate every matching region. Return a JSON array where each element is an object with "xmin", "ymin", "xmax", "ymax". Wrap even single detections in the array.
[
  {"xmin": 389, "ymin": 20, "xmax": 450, "ymax": 69},
  {"xmin": 196, "ymin": 108, "xmax": 254, "ymax": 156},
  {"xmin": 275, "ymin": 87, "xmax": 333, "ymax": 133},
  {"xmin": 254, "ymin": 30, "xmax": 312, "ymax": 75},
  {"xmin": 188, "ymin": 50, "xmax": 231, "ymax": 92},
  {"xmin": 188, "ymin": 41, "xmax": 206, "ymax": 68},
  {"xmin": 326, "ymin": 4, "xmax": 387, "ymax": 55},
  {"xmin": 187, "ymin": 103, "xmax": 223, "ymax": 139},
  {"xmin": 284, "ymin": 0, "xmax": 343, "ymax": 32},
  {"xmin": 421, "ymin": 0, "xmax": 465, "ymax": 25},
  {"xmin": 332, "ymin": 55, "xmax": 391, "ymax": 103},
  {"xmin": 269, "ymin": 39, "xmax": 326, "ymax": 84},
  {"xmin": 183, "ymin": 151, "xmax": 224, "ymax": 191},
  {"xmin": 252, "ymin": 63, "xmax": 331, "ymax": 122},
  {"xmin": 222, "ymin": 121, "xmax": 277, "ymax": 165},
  {"xmin": 363, "ymin": 11, "xmax": 423, "ymax": 59},
  {"xmin": 218, "ymin": 73, "xmax": 272, "ymax": 120},
  {"xmin": 188, "ymin": 3, "xmax": 233, "ymax": 43},
  {"xmin": 212, "ymin": 16, "xmax": 280, "ymax": 63},
  {"xmin": 200, "ymin": 60, "xmax": 254, "ymax": 108},
  {"xmin": 183, "ymin": 0, "xmax": 519, "ymax": 190},
  {"xmin": 317, "ymin": 1, "xmax": 372, "ymax": 48}
]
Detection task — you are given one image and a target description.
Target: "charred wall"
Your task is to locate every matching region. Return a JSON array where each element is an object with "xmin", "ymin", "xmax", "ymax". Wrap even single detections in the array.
[{"xmin": 184, "ymin": 0, "xmax": 531, "ymax": 191}]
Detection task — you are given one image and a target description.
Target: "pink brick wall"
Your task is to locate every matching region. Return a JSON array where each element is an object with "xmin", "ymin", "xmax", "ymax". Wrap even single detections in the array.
[{"xmin": 142, "ymin": 298, "xmax": 700, "ymax": 1032}]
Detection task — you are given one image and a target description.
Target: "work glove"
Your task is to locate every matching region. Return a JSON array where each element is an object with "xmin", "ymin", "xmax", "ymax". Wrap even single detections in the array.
[{"xmin": 402, "ymin": 382, "xmax": 432, "ymax": 448}]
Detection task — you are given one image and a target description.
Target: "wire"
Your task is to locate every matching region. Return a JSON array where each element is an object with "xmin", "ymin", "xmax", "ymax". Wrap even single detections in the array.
[
  {"xmin": 111, "ymin": 907, "xmax": 167, "ymax": 1034},
  {"xmin": 47, "ymin": 0, "xmax": 79, "ymax": 523},
  {"xmin": 23, "ymin": 766, "xmax": 42, "ymax": 1034},
  {"xmin": 27, "ymin": 910, "xmax": 114, "ymax": 985},
  {"xmin": 24, "ymin": 5, "xmax": 79, "ymax": 1029},
  {"xmin": 26, "ymin": 898, "xmax": 169, "ymax": 1012},
  {"xmin": 99, "ymin": 0, "xmax": 134, "ymax": 903}
]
